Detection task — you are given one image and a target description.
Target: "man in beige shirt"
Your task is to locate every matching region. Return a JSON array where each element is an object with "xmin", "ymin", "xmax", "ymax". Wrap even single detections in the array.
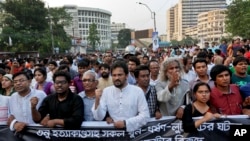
[{"xmin": 97, "ymin": 64, "xmax": 113, "ymax": 90}]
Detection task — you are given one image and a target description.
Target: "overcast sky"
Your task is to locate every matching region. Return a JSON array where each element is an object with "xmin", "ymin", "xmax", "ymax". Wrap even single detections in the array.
[
  {"xmin": 43, "ymin": 0, "xmax": 230, "ymax": 35},
  {"xmin": 43, "ymin": 0, "xmax": 179, "ymax": 35}
]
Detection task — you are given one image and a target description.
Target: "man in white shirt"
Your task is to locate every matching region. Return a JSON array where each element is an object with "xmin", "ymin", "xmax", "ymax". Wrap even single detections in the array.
[
  {"xmin": 8, "ymin": 71, "xmax": 46, "ymax": 132},
  {"xmin": 92, "ymin": 60, "xmax": 150, "ymax": 132}
]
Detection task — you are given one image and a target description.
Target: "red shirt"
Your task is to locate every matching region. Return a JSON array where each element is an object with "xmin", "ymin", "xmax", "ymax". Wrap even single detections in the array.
[{"xmin": 210, "ymin": 84, "xmax": 243, "ymax": 115}]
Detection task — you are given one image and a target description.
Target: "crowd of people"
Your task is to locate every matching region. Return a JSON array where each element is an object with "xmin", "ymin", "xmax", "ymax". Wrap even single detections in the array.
[{"xmin": 0, "ymin": 37, "xmax": 250, "ymax": 135}]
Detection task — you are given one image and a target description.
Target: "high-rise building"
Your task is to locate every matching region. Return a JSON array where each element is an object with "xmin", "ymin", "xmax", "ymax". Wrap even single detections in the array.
[
  {"xmin": 111, "ymin": 22, "xmax": 126, "ymax": 44},
  {"xmin": 64, "ymin": 5, "xmax": 112, "ymax": 50},
  {"xmin": 167, "ymin": 0, "xmax": 226, "ymax": 41}
]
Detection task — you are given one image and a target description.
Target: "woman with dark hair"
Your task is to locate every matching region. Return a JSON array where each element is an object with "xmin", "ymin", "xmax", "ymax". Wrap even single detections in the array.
[
  {"xmin": 182, "ymin": 82, "xmax": 221, "ymax": 133},
  {"xmin": 34, "ymin": 68, "xmax": 55, "ymax": 95}
]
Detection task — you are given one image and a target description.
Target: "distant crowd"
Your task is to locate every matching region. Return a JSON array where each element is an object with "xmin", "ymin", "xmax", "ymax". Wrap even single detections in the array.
[{"xmin": 0, "ymin": 37, "xmax": 250, "ymax": 134}]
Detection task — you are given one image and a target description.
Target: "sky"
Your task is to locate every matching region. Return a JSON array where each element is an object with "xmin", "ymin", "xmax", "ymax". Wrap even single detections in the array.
[{"xmin": 43, "ymin": 0, "xmax": 179, "ymax": 35}]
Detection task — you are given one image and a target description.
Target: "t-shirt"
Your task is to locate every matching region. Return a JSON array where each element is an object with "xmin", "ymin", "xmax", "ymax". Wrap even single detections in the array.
[{"xmin": 231, "ymin": 73, "xmax": 250, "ymax": 87}]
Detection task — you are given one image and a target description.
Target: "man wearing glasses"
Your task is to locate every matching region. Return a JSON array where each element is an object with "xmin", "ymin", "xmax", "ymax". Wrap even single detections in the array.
[
  {"xmin": 78, "ymin": 70, "xmax": 98, "ymax": 121},
  {"xmin": 8, "ymin": 71, "xmax": 47, "ymax": 133},
  {"xmin": 30, "ymin": 71, "xmax": 84, "ymax": 129}
]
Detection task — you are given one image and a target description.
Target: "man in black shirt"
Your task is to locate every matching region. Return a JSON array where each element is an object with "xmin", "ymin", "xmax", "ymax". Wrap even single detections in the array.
[{"xmin": 31, "ymin": 71, "xmax": 84, "ymax": 129}]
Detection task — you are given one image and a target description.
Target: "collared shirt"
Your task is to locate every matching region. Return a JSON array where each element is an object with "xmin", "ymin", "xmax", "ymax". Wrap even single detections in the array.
[
  {"xmin": 182, "ymin": 70, "xmax": 197, "ymax": 82},
  {"xmin": 97, "ymin": 76, "xmax": 113, "ymax": 90},
  {"xmin": 92, "ymin": 84, "xmax": 150, "ymax": 132},
  {"xmin": 143, "ymin": 85, "xmax": 159, "ymax": 117},
  {"xmin": 9, "ymin": 89, "xmax": 46, "ymax": 124},
  {"xmin": 155, "ymin": 79, "xmax": 190, "ymax": 116},
  {"xmin": 38, "ymin": 90, "xmax": 84, "ymax": 129},
  {"xmin": 78, "ymin": 91, "xmax": 95, "ymax": 121},
  {"xmin": 149, "ymin": 75, "xmax": 159, "ymax": 86},
  {"xmin": 127, "ymin": 72, "xmax": 136, "ymax": 85},
  {"xmin": 73, "ymin": 75, "xmax": 84, "ymax": 94},
  {"xmin": 210, "ymin": 84, "xmax": 242, "ymax": 115},
  {"xmin": 189, "ymin": 76, "xmax": 215, "ymax": 91}
]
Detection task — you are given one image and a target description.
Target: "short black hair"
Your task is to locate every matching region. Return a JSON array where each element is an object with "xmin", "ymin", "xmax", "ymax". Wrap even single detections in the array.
[
  {"xmin": 58, "ymin": 64, "xmax": 70, "ymax": 72},
  {"xmin": 128, "ymin": 56, "xmax": 140, "ymax": 66},
  {"xmin": 0, "ymin": 68, "xmax": 6, "ymax": 75},
  {"xmin": 111, "ymin": 60, "xmax": 128, "ymax": 75},
  {"xmin": 48, "ymin": 61, "xmax": 58, "ymax": 67},
  {"xmin": 134, "ymin": 65, "xmax": 150, "ymax": 78},
  {"xmin": 53, "ymin": 70, "xmax": 71, "ymax": 83},
  {"xmin": 210, "ymin": 64, "xmax": 232, "ymax": 81},
  {"xmin": 192, "ymin": 58, "xmax": 207, "ymax": 68},
  {"xmin": 197, "ymin": 52, "xmax": 208, "ymax": 59},
  {"xmin": 233, "ymin": 56, "xmax": 249, "ymax": 66},
  {"xmin": 13, "ymin": 71, "xmax": 31, "ymax": 80},
  {"xmin": 78, "ymin": 59, "xmax": 90, "ymax": 67},
  {"xmin": 193, "ymin": 82, "xmax": 211, "ymax": 94},
  {"xmin": 99, "ymin": 63, "xmax": 110, "ymax": 70}
]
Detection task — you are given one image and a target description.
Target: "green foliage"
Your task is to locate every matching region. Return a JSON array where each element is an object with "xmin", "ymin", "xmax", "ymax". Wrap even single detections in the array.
[
  {"xmin": 225, "ymin": 0, "xmax": 250, "ymax": 38},
  {"xmin": 87, "ymin": 23, "xmax": 100, "ymax": 51},
  {"xmin": 117, "ymin": 29, "xmax": 131, "ymax": 48},
  {"xmin": 0, "ymin": 0, "xmax": 72, "ymax": 55}
]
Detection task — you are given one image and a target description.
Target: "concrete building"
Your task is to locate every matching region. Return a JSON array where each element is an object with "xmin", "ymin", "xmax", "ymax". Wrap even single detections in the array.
[
  {"xmin": 167, "ymin": 0, "xmax": 226, "ymax": 41},
  {"xmin": 111, "ymin": 22, "xmax": 126, "ymax": 44},
  {"xmin": 197, "ymin": 8, "xmax": 227, "ymax": 44},
  {"xmin": 63, "ymin": 5, "xmax": 112, "ymax": 53}
]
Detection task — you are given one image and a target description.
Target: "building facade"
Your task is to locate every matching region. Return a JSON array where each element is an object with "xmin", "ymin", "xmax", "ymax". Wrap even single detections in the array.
[
  {"xmin": 64, "ymin": 5, "xmax": 112, "ymax": 51},
  {"xmin": 111, "ymin": 22, "xmax": 126, "ymax": 44},
  {"xmin": 167, "ymin": 0, "xmax": 226, "ymax": 41},
  {"xmin": 197, "ymin": 9, "xmax": 227, "ymax": 44}
]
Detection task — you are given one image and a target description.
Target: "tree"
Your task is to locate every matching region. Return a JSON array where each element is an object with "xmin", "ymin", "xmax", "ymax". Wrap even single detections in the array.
[
  {"xmin": 117, "ymin": 29, "xmax": 131, "ymax": 48},
  {"xmin": 87, "ymin": 23, "xmax": 100, "ymax": 51},
  {"xmin": 0, "ymin": 0, "xmax": 72, "ymax": 54},
  {"xmin": 225, "ymin": 0, "xmax": 250, "ymax": 38}
]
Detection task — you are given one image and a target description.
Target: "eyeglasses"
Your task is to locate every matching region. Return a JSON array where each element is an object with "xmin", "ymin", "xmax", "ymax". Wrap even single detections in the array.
[
  {"xmin": 13, "ymin": 79, "xmax": 28, "ymax": 84},
  {"xmin": 82, "ymin": 79, "xmax": 96, "ymax": 83},
  {"xmin": 54, "ymin": 80, "xmax": 68, "ymax": 85}
]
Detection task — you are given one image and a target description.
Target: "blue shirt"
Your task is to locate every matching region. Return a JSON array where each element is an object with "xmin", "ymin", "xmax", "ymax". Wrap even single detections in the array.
[{"xmin": 78, "ymin": 91, "xmax": 96, "ymax": 121}]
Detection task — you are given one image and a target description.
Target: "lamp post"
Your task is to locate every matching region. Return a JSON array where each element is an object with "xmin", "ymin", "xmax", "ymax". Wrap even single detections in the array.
[
  {"xmin": 47, "ymin": 5, "xmax": 55, "ymax": 55},
  {"xmin": 138, "ymin": 2, "xmax": 156, "ymax": 32}
]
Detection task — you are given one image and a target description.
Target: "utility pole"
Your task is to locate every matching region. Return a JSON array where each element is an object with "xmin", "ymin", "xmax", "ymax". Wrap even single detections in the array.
[
  {"xmin": 138, "ymin": 2, "xmax": 156, "ymax": 32},
  {"xmin": 48, "ymin": 5, "xmax": 55, "ymax": 55}
]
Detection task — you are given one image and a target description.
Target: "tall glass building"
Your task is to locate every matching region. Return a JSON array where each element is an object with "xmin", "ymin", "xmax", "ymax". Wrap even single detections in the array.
[{"xmin": 167, "ymin": 0, "xmax": 226, "ymax": 41}]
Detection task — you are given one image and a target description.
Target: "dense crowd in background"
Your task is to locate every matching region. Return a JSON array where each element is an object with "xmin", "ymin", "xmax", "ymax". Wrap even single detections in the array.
[{"xmin": 1, "ymin": 37, "xmax": 250, "ymax": 134}]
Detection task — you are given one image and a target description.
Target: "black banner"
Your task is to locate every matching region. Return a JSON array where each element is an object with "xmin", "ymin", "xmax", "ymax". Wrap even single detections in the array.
[{"xmin": 0, "ymin": 116, "xmax": 250, "ymax": 141}]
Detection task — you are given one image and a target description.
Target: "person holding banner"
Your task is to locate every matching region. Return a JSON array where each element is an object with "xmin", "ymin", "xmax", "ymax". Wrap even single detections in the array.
[
  {"xmin": 30, "ymin": 71, "xmax": 84, "ymax": 129},
  {"xmin": 209, "ymin": 65, "xmax": 250, "ymax": 115},
  {"xmin": 92, "ymin": 60, "xmax": 150, "ymax": 132},
  {"xmin": 8, "ymin": 71, "xmax": 46, "ymax": 132},
  {"xmin": 182, "ymin": 82, "xmax": 221, "ymax": 132}
]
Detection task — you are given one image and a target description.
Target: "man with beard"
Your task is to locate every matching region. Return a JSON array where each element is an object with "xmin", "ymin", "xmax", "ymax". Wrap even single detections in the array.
[
  {"xmin": 92, "ymin": 60, "xmax": 150, "ymax": 132},
  {"xmin": 97, "ymin": 63, "xmax": 113, "ymax": 90},
  {"xmin": 30, "ymin": 71, "xmax": 84, "ymax": 129},
  {"xmin": 127, "ymin": 56, "xmax": 140, "ymax": 85}
]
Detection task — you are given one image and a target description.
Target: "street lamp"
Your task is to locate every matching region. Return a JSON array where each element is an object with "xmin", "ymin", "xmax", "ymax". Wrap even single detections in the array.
[
  {"xmin": 47, "ymin": 4, "xmax": 55, "ymax": 55},
  {"xmin": 137, "ymin": 2, "xmax": 157, "ymax": 32}
]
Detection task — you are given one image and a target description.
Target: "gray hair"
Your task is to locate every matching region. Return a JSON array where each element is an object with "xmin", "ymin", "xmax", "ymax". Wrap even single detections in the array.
[
  {"xmin": 158, "ymin": 57, "xmax": 184, "ymax": 81},
  {"xmin": 82, "ymin": 70, "xmax": 98, "ymax": 80}
]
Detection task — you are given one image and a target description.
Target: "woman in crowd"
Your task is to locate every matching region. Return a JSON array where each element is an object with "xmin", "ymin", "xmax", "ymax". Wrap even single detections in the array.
[
  {"xmin": 0, "ymin": 74, "xmax": 15, "ymax": 96},
  {"xmin": 34, "ymin": 68, "xmax": 55, "ymax": 95},
  {"xmin": 182, "ymin": 82, "xmax": 221, "ymax": 133}
]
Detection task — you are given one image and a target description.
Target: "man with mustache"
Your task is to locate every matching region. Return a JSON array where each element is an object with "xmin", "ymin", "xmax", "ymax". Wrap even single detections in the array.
[
  {"xmin": 97, "ymin": 63, "xmax": 113, "ymax": 90},
  {"xmin": 92, "ymin": 60, "xmax": 150, "ymax": 132},
  {"xmin": 30, "ymin": 71, "xmax": 83, "ymax": 129}
]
